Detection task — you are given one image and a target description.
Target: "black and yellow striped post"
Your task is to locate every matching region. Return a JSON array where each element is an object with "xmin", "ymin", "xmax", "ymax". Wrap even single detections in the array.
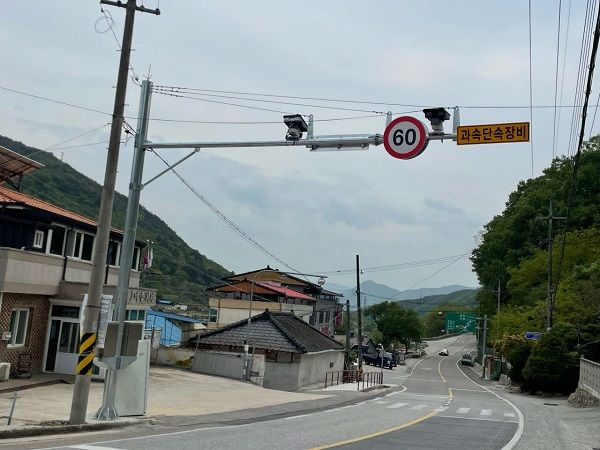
[{"xmin": 76, "ymin": 332, "xmax": 96, "ymax": 376}]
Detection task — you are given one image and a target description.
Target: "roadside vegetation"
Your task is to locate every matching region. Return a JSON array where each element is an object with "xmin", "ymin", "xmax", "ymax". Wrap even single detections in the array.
[{"xmin": 472, "ymin": 138, "xmax": 600, "ymax": 393}]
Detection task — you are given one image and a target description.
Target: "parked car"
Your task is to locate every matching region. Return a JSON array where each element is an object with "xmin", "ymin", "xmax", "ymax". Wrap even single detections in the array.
[
  {"xmin": 461, "ymin": 353, "xmax": 473, "ymax": 366},
  {"xmin": 362, "ymin": 351, "xmax": 394, "ymax": 369},
  {"xmin": 439, "ymin": 348, "xmax": 449, "ymax": 356}
]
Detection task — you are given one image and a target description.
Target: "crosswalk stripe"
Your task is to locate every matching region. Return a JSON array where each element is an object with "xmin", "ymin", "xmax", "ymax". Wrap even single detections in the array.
[
  {"xmin": 480, "ymin": 409, "xmax": 492, "ymax": 416},
  {"xmin": 433, "ymin": 406, "xmax": 448, "ymax": 412},
  {"xmin": 410, "ymin": 404, "xmax": 427, "ymax": 410},
  {"xmin": 388, "ymin": 402, "xmax": 408, "ymax": 409},
  {"xmin": 69, "ymin": 445, "xmax": 125, "ymax": 450},
  {"xmin": 456, "ymin": 407, "xmax": 471, "ymax": 414},
  {"xmin": 503, "ymin": 412, "xmax": 516, "ymax": 418}
]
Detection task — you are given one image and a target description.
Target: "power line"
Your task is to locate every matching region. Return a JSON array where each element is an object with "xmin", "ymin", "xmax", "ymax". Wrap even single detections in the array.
[
  {"xmin": 528, "ymin": 0, "xmax": 534, "ymax": 177},
  {"xmin": 0, "ymin": 85, "xmax": 111, "ymax": 116},
  {"xmin": 554, "ymin": 0, "xmax": 600, "ymax": 324},
  {"xmin": 149, "ymin": 150, "xmax": 304, "ymax": 275},
  {"xmin": 152, "ymin": 86, "xmax": 387, "ymax": 114},
  {"xmin": 552, "ymin": 0, "xmax": 563, "ymax": 160},
  {"xmin": 318, "ymin": 254, "xmax": 469, "ymax": 275},
  {"xmin": 24, "ymin": 123, "xmax": 111, "ymax": 159},
  {"xmin": 556, "ymin": 0, "xmax": 573, "ymax": 158}
]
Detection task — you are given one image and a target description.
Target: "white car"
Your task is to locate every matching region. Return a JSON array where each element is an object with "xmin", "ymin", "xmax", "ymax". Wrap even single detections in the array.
[{"xmin": 439, "ymin": 348, "xmax": 449, "ymax": 356}]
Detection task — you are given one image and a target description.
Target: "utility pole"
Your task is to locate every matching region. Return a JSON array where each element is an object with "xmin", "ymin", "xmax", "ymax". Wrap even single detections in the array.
[
  {"xmin": 544, "ymin": 200, "xmax": 566, "ymax": 332},
  {"xmin": 355, "ymin": 255, "xmax": 363, "ymax": 376},
  {"xmin": 482, "ymin": 314, "xmax": 488, "ymax": 357},
  {"xmin": 69, "ymin": 0, "xmax": 159, "ymax": 425},
  {"xmin": 345, "ymin": 299, "xmax": 351, "ymax": 369}
]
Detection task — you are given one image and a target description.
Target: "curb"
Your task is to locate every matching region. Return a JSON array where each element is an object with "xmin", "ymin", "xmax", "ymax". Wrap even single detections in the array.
[{"xmin": 0, "ymin": 419, "xmax": 137, "ymax": 440}]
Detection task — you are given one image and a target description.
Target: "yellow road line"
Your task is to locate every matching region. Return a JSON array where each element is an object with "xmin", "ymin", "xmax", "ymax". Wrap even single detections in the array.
[{"xmin": 309, "ymin": 411, "xmax": 438, "ymax": 449}]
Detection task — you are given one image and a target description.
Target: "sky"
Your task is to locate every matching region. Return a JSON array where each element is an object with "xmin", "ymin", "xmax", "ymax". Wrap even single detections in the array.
[{"xmin": 0, "ymin": 1, "xmax": 594, "ymax": 292}]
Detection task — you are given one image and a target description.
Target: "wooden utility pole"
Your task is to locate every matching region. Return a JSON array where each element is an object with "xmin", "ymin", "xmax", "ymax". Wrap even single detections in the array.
[
  {"xmin": 69, "ymin": 0, "xmax": 159, "ymax": 425},
  {"xmin": 544, "ymin": 200, "xmax": 565, "ymax": 332},
  {"xmin": 355, "ymin": 255, "xmax": 363, "ymax": 373},
  {"xmin": 344, "ymin": 299, "xmax": 351, "ymax": 368}
]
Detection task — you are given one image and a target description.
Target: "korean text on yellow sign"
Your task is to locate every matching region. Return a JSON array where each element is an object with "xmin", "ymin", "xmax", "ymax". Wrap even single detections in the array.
[{"xmin": 457, "ymin": 122, "xmax": 530, "ymax": 145}]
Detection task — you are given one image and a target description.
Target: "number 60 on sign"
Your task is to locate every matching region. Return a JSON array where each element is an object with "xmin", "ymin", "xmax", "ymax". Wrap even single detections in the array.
[{"xmin": 383, "ymin": 116, "xmax": 429, "ymax": 160}]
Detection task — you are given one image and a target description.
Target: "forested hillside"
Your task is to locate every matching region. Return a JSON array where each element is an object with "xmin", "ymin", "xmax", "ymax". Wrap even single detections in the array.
[
  {"xmin": 0, "ymin": 135, "xmax": 232, "ymax": 307},
  {"xmin": 471, "ymin": 138, "xmax": 600, "ymax": 391}
]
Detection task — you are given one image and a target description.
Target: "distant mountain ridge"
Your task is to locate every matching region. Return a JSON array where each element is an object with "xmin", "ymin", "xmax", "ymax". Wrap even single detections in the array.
[{"xmin": 332, "ymin": 280, "xmax": 475, "ymax": 305}]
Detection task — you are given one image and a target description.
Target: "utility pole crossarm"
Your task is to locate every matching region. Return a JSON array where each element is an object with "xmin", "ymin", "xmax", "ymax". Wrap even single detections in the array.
[{"xmin": 100, "ymin": 0, "xmax": 160, "ymax": 15}]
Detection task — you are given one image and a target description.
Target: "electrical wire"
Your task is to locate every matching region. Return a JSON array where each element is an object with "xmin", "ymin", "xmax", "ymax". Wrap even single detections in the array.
[
  {"xmin": 318, "ymin": 254, "xmax": 469, "ymax": 275},
  {"xmin": 149, "ymin": 149, "xmax": 305, "ymax": 275},
  {"xmin": 528, "ymin": 0, "xmax": 535, "ymax": 177},
  {"xmin": 0, "ymin": 85, "xmax": 111, "ymax": 116},
  {"xmin": 556, "ymin": 0, "xmax": 573, "ymax": 157},
  {"xmin": 153, "ymin": 86, "xmax": 387, "ymax": 114},
  {"xmin": 23, "ymin": 123, "xmax": 111, "ymax": 160},
  {"xmin": 552, "ymin": 0, "xmax": 563, "ymax": 160},
  {"xmin": 554, "ymin": 0, "xmax": 600, "ymax": 320}
]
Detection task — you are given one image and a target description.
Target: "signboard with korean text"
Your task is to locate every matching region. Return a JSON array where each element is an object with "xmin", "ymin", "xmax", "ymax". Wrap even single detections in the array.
[
  {"xmin": 457, "ymin": 122, "xmax": 529, "ymax": 145},
  {"xmin": 524, "ymin": 331, "xmax": 543, "ymax": 341},
  {"xmin": 445, "ymin": 312, "xmax": 477, "ymax": 333}
]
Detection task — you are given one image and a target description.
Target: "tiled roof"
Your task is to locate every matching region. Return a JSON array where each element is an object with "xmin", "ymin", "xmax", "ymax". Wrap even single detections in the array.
[
  {"xmin": 196, "ymin": 310, "xmax": 344, "ymax": 354},
  {"xmin": 255, "ymin": 282, "xmax": 316, "ymax": 301},
  {"xmin": 0, "ymin": 186, "xmax": 121, "ymax": 233}
]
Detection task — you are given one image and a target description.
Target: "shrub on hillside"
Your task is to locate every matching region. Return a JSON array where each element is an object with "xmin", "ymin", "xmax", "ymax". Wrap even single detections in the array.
[
  {"xmin": 508, "ymin": 342, "xmax": 532, "ymax": 384},
  {"xmin": 522, "ymin": 329, "xmax": 579, "ymax": 394}
]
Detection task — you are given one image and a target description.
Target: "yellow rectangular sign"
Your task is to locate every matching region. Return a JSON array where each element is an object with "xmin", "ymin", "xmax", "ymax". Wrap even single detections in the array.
[{"xmin": 457, "ymin": 122, "xmax": 529, "ymax": 145}]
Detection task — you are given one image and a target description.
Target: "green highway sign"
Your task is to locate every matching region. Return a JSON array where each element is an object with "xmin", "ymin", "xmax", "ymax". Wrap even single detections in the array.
[{"xmin": 445, "ymin": 312, "xmax": 477, "ymax": 333}]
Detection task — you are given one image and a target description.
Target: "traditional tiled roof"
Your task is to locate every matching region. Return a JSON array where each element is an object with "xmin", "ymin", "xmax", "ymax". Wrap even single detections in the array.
[
  {"xmin": 196, "ymin": 310, "xmax": 345, "ymax": 354},
  {"xmin": 0, "ymin": 186, "xmax": 121, "ymax": 233},
  {"xmin": 207, "ymin": 279, "xmax": 316, "ymax": 301}
]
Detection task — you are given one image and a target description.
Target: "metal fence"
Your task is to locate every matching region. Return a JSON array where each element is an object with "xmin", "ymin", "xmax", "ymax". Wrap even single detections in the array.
[
  {"xmin": 324, "ymin": 369, "xmax": 383, "ymax": 390},
  {"xmin": 579, "ymin": 358, "xmax": 600, "ymax": 400}
]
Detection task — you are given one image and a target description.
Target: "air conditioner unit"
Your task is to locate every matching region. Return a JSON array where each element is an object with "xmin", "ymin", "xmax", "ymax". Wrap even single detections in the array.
[{"xmin": 1, "ymin": 332, "xmax": 12, "ymax": 341}]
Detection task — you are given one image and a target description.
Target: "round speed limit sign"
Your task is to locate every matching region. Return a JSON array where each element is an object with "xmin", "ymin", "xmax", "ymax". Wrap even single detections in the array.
[{"xmin": 383, "ymin": 116, "xmax": 429, "ymax": 160}]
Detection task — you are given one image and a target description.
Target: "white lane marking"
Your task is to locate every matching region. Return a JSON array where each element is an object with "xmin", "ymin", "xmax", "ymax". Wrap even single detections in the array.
[
  {"xmin": 433, "ymin": 406, "xmax": 449, "ymax": 412},
  {"xmin": 451, "ymin": 388, "xmax": 486, "ymax": 392},
  {"xmin": 69, "ymin": 446, "xmax": 125, "ymax": 450},
  {"xmin": 282, "ymin": 413, "xmax": 310, "ymax": 420},
  {"xmin": 372, "ymin": 400, "xmax": 387, "ymax": 404},
  {"xmin": 438, "ymin": 415, "xmax": 518, "ymax": 423},
  {"xmin": 480, "ymin": 409, "xmax": 493, "ymax": 416},
  {"xmin": 388, "ymin": 402, "xmax": 408, "ymax": 409},
  {"xmin": 398, "ymin": 378, "xmax": 446, "ymax": 383},
  {"xmin": 454, "ymin": 358, "xmax": 525, "ymax": 450},
  {"xmin": 393, "ymin": 392, "xmax": 450, "ymax": 399},
  {"xmin": 504, "ymin": 412, "xmax": 516, "ymax": 418},
  {"xmin": 409, "ymin": 404, "xmax": 427, "ymax": 410},
  {"xmin": 456, "ymin": 407, "xmax": 471, "ymax": 414}
]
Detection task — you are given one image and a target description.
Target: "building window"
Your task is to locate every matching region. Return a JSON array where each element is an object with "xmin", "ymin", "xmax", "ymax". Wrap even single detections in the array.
[
  {"xmin": 72, "ymin": 231, "xmax": 94, "ymax": 261},
  {"xmin": 48, "ymin": 225, "xmax": 67, "ymax": 256},
  {"xmin": 33, "ymin": 230, "xmax": 44, "ymax": 249},
  {"xmin": 107, "ymin": 241, "xmax": 121, "ymax": 266},
  {"xmin": 209, "ymin": 307, "xmax": 218, "ymax": 323},
  {"xmin": 131, "ymin": 247, "xmax": 140, "ymax": 271},
  {"xmin": 126, "ymin": 309, "xmax": 146, "ymax": 321},
  {"xmin": 59, "ymin": 322, "xmax": 79, "ymax": 354},
  {"xmin": 8, "ymin": 308, "xmax": 29, "ymax": 347},
  {"xmin": 51, "ymin": 305, "xmax": 80, "ymax": 318}
]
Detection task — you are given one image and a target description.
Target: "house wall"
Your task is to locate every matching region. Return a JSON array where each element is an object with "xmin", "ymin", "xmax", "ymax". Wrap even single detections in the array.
[
  {"xmin": 0, "ymin": 248, "xmax": 141, "ymax": 296},
  {"xmin": 263, "ymin": 358, "xmax": 301, "ymax": 391},
  {"xmin": 0, "ymin": 292, "xmax": 49, "ymax": 375},
  {"xmin": 207, "ymin": 297, "xmax": 312, "ymax": 329},
  {"xmin": 297, "ymin": 350, "xmax": 345, "ymax": 389}
]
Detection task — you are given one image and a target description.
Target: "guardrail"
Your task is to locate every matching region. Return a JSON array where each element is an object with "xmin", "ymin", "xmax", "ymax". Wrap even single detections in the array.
[
  {"xmin": 579, "ymin": 358, "xmax": 600, "ymax": 400},
  {"xmin": 324, "ymin": 370, "xmax": 383, "ymax": 390}
]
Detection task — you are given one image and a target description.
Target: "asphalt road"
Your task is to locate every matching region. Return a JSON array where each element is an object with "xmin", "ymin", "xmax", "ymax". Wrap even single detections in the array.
[{"xmin": 7, "ymin": 335, "xmax": 523, "ymax": 450}]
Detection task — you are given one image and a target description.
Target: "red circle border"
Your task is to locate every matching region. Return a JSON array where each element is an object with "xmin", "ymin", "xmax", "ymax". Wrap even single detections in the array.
[{"xmin": 383, "ymin": 116, "xmax": 428, "ymax": 160}]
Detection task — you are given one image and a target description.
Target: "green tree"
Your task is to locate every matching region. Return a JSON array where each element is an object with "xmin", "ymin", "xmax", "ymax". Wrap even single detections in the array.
[
  {"xmin": 523, "ymin": 326, "xmax": 579, "ymax": 393},
  {"xmin": 365, "ymin": 301, "xmax": 422, "ymax": 350}
]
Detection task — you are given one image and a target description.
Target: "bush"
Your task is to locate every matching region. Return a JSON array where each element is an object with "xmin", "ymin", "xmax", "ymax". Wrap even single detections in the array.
[
  {"xmin": 523, "ymin": 329, "xmax": 579, "ymax": 394},
  {"xmin": 508, "ymin": 343, "xmax": 531, "ymax": 383}
]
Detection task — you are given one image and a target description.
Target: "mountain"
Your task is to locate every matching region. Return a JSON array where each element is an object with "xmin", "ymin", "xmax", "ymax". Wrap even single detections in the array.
[
  {"xmin": 0, "ymin": 134, "xmax": 232, "ymax": 307},
  {"xmin": 400, "ymin": 289, "xmax": 477, "ymax": 316},
  {"xmin": 340, "ymin": 280, "xmax": 475, "ymax": 306}
]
